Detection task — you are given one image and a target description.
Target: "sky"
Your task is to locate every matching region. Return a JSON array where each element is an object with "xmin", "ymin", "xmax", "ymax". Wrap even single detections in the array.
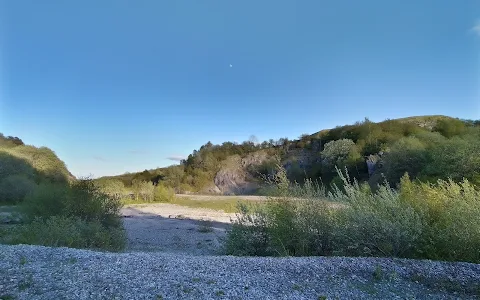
[{"xmin": 0, "ymin": 1, "xmax": 479, "ymax": 178}]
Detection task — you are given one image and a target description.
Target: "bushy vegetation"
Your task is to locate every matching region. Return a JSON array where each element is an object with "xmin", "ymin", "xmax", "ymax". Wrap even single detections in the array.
[
  {"xmin": 6, "ymin": 216, "xmax": 125, "ymax": 251},
  {"xmin": 0, "ymin": 134, "xmax": 125, "ymax": 251},
  {"xmin": 102, "ymin": 116, "xmax": 480, "ymax": 195},
  {"xmin": 99, "ymin": 138, "xmax": 282, "ymax": 193},
  {"xmin": 0, "ymin": 179, "xmax": 126, "ymax": 251},
  {"xmin": 225, "ymin": 166, "xmax": 480, "ymax": 263},
  {"xmin": 0, "ymin": 135, "xmax": 74, "ymax": 205}
]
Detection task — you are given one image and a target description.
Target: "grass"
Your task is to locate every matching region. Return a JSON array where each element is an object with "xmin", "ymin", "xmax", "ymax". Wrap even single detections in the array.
[
  {"xmin": 123, "ymin": 195, "xmax": 263, "ymax": 213},
  {"xmin": 225, "ymin": 165, "xmax": 480, "ymax": 263}
]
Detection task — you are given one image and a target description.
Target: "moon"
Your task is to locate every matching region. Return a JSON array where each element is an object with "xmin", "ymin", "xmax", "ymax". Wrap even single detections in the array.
[{"xmin": 229, "ymin": 64, "xmax": 233, "ymax": 68}]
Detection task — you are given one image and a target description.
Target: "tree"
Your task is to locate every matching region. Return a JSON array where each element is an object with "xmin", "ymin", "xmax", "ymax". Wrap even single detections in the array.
[
  {"xmin": 132, "ymin": 180, "xmax": 155, "ymax": 202},
  {"xmin": 422, "ymin": 135, "xmax": 480, "ymax": 183},
  {"xmin": 95, "ymin": 179, "xmax": 125, "ymax": 201},
  {"xmin": 382, "ymin": 137, "xmax": 428, "ymax": 185},
  {"xmin": 434, "ymin": 119, "xmax": 467, "ymax": 138},
  {"xmin": 321, "ymin": 139, "xmax": 356, "ymax": 166},
  {"xmin": 248, "ymin": 135, "xmax": 259, "ymax": 145}
]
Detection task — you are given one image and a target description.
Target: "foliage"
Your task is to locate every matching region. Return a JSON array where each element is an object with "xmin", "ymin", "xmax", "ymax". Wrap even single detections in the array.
[
  {"xmin": 381, "ymin": 137, "xmax": 428, "ymax": 185},
  {"xmin": 0, "ymin": 151, "xmax": 36, "ymax": 182},
  {"xmin": 131, "ymin": 180, "xmax": 155, "ymax": 202},
  {"xmin": 321, "ymin": 139, "xmax": 356, "ymax": 166},
  {"xmin": 421, "ymin": 135, "xmax": 480, "ymax": 183},
  {"xmin": 0, "ymin": 137, "xmax": 73, "ymax": 187},
  {"xmin": 0, "ymin": 132, "xmax": 124, "ymax": 251},
  {"xmin": 0, "ymin": 134, "xmax": 24, "ymax": 147},
  {"xmin": 96, "ymin": 115, "xmax": 480, "ymax": 192},
  {"xmin": 225, "ymin": 166, "xmax": 480, "ymax": 263},
  {"xmin": 434, "ymin": 119, "xmax": 467, "ymax": 138},
  {"xmin": 0, "ymin": 175, "xmax": 37, "ymax": 204},
  {"xmin": 3, "ymin": 216, "xmax": 125, "ymax": 251},
  {"xmin": 95, "ymin": 179, "xmax": 126, "ymax": 201},
  {"xmin": 21, "ymin": 179, "xmax": 122, "ymax": 228},
  {"xmin": 154, "ymin": 184, "xmax": 175, "ymax": 202}
]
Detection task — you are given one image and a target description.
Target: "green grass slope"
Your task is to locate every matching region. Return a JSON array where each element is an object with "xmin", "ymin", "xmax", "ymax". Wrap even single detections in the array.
[{"xmin": 0, "ymin": 134, "xmax": 75, "ymax": 204}]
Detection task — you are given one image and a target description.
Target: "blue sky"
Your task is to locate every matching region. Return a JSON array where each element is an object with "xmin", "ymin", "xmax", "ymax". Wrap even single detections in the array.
[{"xmin": 1, "ymin": 1, "xmax": 479, "ymax": 178}]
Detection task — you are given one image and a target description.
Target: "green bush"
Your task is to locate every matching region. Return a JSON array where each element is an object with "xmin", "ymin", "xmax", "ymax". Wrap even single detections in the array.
[
  {"xmin": 21, "ymin": 179, "xmax": 122, "ymax": 228},
  {"xmin": 65, "ymin": 179, "xmax": 123, "ymax": 228},
  {"xmin": 21, "ymin": 182, "xmax": 68, "ymax": 219},
  {"xmin": 382, "ymin": 137, "xmax": 428, "ymax": 186},
  {"xmin": 225, "ymin": 166, "xmax": 480, "ymax": 263},
  {"xmin": 95, "ymin": 179, "xmax": 126, "ymax": 201},
  {"xmin": 400, "ymin": 176, "xmax": 480, "ymax": 262},
  {"xmin": 222, "ymin": 202, "xmax": 272, "ymax": 256},
  {"xmin": 421, "ymin": 136, "xmax": 480, "ymax": 183},
  {"xmin": 4, "ymin": 216, "xmax": 125, "ymax": 251},
  {"xmin": 154, "ymin": 184, "xmax": 175, "ymax": 202},
  {"xmin": 17, "ymin": 179, "xmax": 125, "ymax": 251},
  {"xmin": 329, "ymin": 171, "xmax": 423, "ymax": 258},
  {"xmin": 321, "ymin": 139, "xmax": 356, "ymax": 166},
  {"xmin": 0, "ymin": 175, "xmax": 37, "ymax": 204},
  {"xmin": 434, "ymin": 119, "xmax": 467, "ymax": 138},
  {"xmin": 131, "ymin": 179, "xmax": 155, "ymax": 202},
  {"xmin": 0, "ymin": 151, "xmax": 36, "ymax": 181}
]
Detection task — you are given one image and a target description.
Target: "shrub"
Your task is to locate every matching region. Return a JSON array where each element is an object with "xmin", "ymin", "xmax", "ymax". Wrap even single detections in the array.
[
  {"xmin": 4, "ymin": 216, "xmax": 125, "ymax": 251},
  {"xmin": 95, "ymin": 179, "xmax": 126, "ymax": 201},
  {"xmin": 382, "ymin": 137, "xmax": 428, "ymax": 185},
  {"xmin": 15, "ymin": 179, "xmax": 125, "ymax": 251},
  {"xmin": 21, "ymin": 179, "xmax": 122, "ymax": 228},
  {"xmin": 154, "ymin": 184, "xmax": 175, "ymax": 202},
  {"xmin": 131, "ymin": 179, "xmax": 155, "ymax": 202},
  {"xmin": 321, "ymin": 139, "xmax": 356, "ymax": 166},
  {"xmin": 0, "ymin": 175, "xmax": 37, "ymax": 204},
  {"xmin": 434, "ymin": 119, "xmax": 467, "ymax": 138},
  {"xmin": 400, "ymin": 176, "xmax": 480, "ymax": 262},
  {"xmin": 222, "ymin": 202, "xmax": 272, "ymax": 256},
  {"xmin": 0, "ymin": 151, "xmax": 36, "ymax": 181},
  {"xmin": 421, "ymin": 136, "xmax": 480, "ymax": 183},
  {"xmin": 329, "ymin": 170, "xmax": 423, "ymax": 258},
  {"xmin": 225, "ymin": 166, "xmax": 480, "ymax": 263},
  {"xmin": 21, "ymin": 182, "xmax": 68, "ymax": 219},
  {"xmin": 65, "ymin": 179, "xmax": 123, "ymax": 228}
]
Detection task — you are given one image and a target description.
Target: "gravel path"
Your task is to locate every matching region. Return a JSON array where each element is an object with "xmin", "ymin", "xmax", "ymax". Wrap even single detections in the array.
[{"xmin": 1, "ymin": 244, "xmax": 480, "ymax": 299}]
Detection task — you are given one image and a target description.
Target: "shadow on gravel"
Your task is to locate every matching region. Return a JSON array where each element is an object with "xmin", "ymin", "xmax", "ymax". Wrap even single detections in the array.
[{"xmin": 121, "ymin": 206, "xmax": 232, "ymax": 256}]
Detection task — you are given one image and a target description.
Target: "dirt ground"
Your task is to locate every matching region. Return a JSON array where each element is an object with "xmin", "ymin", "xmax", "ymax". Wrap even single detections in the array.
[{"xmin": 121, "ymin": 203, "xmax": 237, "ymax": 255}]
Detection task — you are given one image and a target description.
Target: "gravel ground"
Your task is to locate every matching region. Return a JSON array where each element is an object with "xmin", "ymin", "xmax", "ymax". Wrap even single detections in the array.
[
  {"xmin": 1, "ymin": 244, "xmax": 480, "ymax": 300},
  {"xmin": 121, "ymin": 204, "xmax": 235, "ymax": 255},
  {"xmin": 2, "ymin": 204, "xmax": 480, "ymax": 299}
]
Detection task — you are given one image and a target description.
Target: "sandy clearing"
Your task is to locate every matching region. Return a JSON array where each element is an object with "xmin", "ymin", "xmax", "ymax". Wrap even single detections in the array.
[{"xmin": 121, "ymin": 203, "xmax": 237, "ymax": 255}]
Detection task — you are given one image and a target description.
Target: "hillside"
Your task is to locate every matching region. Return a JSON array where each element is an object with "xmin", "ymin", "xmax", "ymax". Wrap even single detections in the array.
[
  {"xmin": 0, "ymin": 133, "xmax": 75, "ymax": 204},
  {"xmin": 99, "ymin": 115, "xmax": 480, "ymax": 196}
]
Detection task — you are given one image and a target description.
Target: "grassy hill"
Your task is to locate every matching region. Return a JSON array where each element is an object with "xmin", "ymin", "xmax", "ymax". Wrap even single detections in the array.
[
  {"xmin": 99, "ymin": 115, "xmax": 480, "ymax": 197},
  {"xmin": 0, "ymin": 134, "xmax": 75, "ymax": 204}
]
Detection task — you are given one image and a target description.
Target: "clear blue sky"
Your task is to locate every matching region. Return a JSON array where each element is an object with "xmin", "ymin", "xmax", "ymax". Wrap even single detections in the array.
[{"xmin": 1, "ymin": 1, "xmax": 479, "ymax": 178}]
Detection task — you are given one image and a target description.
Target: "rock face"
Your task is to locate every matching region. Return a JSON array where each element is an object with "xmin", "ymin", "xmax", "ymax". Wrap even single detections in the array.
[
  {"xmin": 214, "ymin": 151, "xmax": 269, "ymax": 195},
  {"xmin": 199, "ymin": 184, "xmax": 222, "ymax": 195}
]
